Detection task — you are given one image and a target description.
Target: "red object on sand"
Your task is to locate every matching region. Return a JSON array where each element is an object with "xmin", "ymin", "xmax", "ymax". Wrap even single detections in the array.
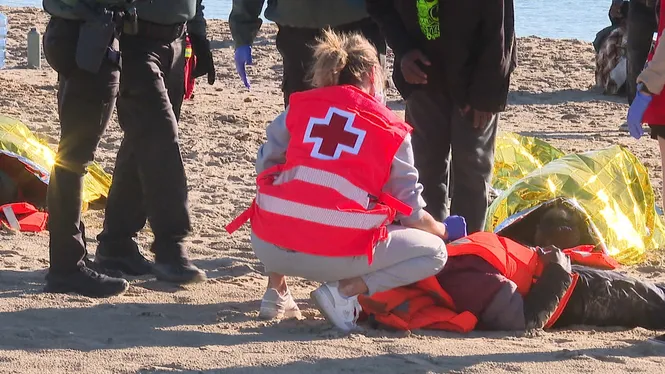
[
  {"xmin": 0, "ymin": 202, "xmax": 47, "ymax": 232},
  {"xmin": 184, "ymin": 35, "xmax": 197, "ymax": 100},
  {"xmin": 643, "ymin": 2, "xmax": 665, "ymax": 124}
]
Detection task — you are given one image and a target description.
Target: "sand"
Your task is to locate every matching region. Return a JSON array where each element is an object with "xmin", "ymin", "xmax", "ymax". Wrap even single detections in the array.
[{"xmin": 0, "ymin": 6, "xmax": 663, "ymax": 374}]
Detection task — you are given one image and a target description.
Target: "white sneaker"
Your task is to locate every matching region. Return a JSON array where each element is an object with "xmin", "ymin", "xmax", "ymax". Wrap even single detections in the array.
[
  {"xmin": 259, "ymin": 288, "xmax": 302, "ymax": 320},
  {"xmin": 310, "ymin": 282, "xmax": 362, "ymax": 332}
]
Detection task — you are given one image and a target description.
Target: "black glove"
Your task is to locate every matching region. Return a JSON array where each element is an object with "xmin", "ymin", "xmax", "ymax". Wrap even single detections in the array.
[{"xmin": 188, "ymin": 33, "xmax": 215, "ymax": 85}]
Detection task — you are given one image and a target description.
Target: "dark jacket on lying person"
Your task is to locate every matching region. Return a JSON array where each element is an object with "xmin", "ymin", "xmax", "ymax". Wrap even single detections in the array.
[
  {"xmin": 437, "ymin": 207, "xmax": 665, "ymax": 331},
  {"xmin": 361, "ymin": 203, "xmax": 665, "ymax": 331},
  {"xmin": 366, "ymin": 0, "xmax": 517, "ymax": 112},
  {"xmin": 438, "ymin": 255, "xmax": 665, "ymax": 330}
]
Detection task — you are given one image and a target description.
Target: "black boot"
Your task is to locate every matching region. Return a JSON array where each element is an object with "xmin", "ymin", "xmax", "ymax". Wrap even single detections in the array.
[
  {"xmin": 83, "ymin": 256, "xmax": 124, "ymax": 278},
  {"xmin": 95, "ymin": 240, "xmax": 153, "ymax": 276},
  {"xmin": 44, "ymin": 266, "xmax": 129, "ymax": 298},
  {"xmin": 152, "ymin": 257, "xmax": 207, "ymax": 284}
]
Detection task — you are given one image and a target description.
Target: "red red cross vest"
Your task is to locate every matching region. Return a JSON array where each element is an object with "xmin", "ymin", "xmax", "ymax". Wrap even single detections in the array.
[
  {"xmin": 643, "ymin": 1, "xmax": 665, "ymax": 124},
  {"xmin": 226, "ymin": 85, "xmax": 413, "ymax": 263}
]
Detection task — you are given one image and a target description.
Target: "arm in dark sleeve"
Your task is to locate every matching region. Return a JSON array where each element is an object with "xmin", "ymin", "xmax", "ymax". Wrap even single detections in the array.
[
  {"xmin": 467, "ymin": 0, "xmax": 516, "ymax": 113},
  {"xmin": 365, "ymin": 0, "xmax": 415, "ymax": 56},
  {"xmin": 186, "ymin": 0, "xmax": 207, "ymax": 37},
  {"xmin": 522, "ymin": 263, "xmax": 574, "ymax": 330},
  {"xmin": 229, "ymin": 0, "xmax": 265, "ymax": 47}
]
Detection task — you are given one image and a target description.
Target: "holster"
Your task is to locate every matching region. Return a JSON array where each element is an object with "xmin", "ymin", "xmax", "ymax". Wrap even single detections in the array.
[{"xmin": 72, "ymin": 3, "xmax": 123, "ymax": 74}]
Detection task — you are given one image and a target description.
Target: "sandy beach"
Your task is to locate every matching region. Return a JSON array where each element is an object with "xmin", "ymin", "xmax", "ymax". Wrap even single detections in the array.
[{"xmin": 0, "ymin": 6, "xmax": 663, "ymax": 374}]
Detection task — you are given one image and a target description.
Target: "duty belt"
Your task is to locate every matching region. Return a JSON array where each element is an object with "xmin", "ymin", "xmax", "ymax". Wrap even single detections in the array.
[{"xmin": 124, "ymin": 19, "xmax": 186, "ymax": 41}]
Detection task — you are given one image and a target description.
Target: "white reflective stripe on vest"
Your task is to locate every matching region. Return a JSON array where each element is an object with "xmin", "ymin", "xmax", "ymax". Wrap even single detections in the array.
[
  {"xmin": 273, "ymin": 166, "xmax": 370, "ymax": 209},
  {"xmin": 256, "ymin": 192, "xmax": 387, "ymax": 230}
]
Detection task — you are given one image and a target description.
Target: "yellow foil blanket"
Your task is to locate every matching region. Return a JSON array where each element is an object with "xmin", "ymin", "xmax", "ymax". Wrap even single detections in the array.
[
  {"xmin": 487, "ymin": 133, "xmax": 665, "ymax": 265},
  {"xmin": 0, "ymin": 115, "xmax": 111, "ymax": 209}
]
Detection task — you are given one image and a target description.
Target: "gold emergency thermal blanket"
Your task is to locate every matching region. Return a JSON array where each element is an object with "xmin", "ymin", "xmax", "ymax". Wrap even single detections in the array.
[
  {"xmin": 487, "ymin": 133, "xmax": 665, "ymax": 265},
  {"xmin": 491, "ymin": 132, "xmax": 565, "ymax": 192},
  {"xmin": 0, "ymin": 115, "xmax": 111, "ymax": 208}
]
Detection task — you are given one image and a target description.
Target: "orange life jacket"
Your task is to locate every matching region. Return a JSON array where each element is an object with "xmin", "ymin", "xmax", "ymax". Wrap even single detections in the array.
[
  {"xmin": 226, "ymin": 85, "xmax": 412, "ymax": 263},
  {"xmin": 359, "ymin": 232, "xmax": 619, "ymax": 331},
  {"xmin": 358, "ymin": 276, "xmax": 478, "ymax": 332}
]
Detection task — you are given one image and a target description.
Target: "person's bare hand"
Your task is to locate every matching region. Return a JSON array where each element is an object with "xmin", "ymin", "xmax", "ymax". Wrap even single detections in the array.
[
  {"xmin": 537, "ymin": 246, "xmax": 572, "ymax": 273},
  {"xmin": 462, "ymin": 106, "xmax": 495, "ymax": 129},
  {"xmin": 400, "ymin": 49, "xmax": 430, "ymax": 84}
]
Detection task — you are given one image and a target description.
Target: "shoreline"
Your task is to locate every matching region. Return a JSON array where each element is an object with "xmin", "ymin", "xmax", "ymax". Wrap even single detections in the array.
[{"xmin": 0, "ymin": 5, "xmax": 599, "ymax": 43}]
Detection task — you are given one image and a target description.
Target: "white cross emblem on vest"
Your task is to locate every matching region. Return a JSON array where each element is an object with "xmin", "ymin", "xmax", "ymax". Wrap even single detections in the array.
[{"xmin": 303, "ymin": 107, "xmax": 367, "ymax": 160}]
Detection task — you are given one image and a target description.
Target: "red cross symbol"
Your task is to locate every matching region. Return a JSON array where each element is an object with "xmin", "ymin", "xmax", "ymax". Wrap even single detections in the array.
[{"xmin": 303, "ymin": 107, "xmax": 366, "ymax": 160}]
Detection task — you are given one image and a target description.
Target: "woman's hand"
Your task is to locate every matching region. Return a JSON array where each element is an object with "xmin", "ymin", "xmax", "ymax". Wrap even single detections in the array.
[
  {"xmin": 402, "ymin": 211, "xmax": 449, "ymax": 241},
  {"xmin": 443, "ymin": 215, "xmax": 467, "ymax": 241}
]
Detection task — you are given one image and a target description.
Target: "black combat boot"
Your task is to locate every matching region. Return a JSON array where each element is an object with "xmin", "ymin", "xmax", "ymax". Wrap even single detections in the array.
[
  {"xmin": 94, "ymin": 239, "xmax": 153, "ymax": 276},
  {"xmin": 152, "ymin": 256, "xmax": 207, "ymax": 284},
  {"xmin": 83, "ymin": 256, "xmax": 124, "ymax": 278},
  {"xmin": 44, "ymin": 266, "xmax": 129, "ymax": 298}
]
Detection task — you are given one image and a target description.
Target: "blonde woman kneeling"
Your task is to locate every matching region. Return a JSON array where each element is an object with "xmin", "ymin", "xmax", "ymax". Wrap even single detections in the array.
[{"xmin": 226, "ymin": 30, "xmax": 467, "ymax": 332}]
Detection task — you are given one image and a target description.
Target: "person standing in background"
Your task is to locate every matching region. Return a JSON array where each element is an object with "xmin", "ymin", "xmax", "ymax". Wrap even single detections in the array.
[
  {"xmin": 622, "ymin": 0, "xmax": 658, "ymax": 104},
  {"xmin": 93, "ymin": 0, "xmax": 216, "ymax": 285},
  {"xmin": 229, "ymin": 0, "xmax": 386, "ymax": 107},
  {"xmin": 366, "ymin": 0, "xmax": 517, "ymax": 234},
  {"xmin": 625, "ymin": 0, "xmax": 665, "ymax": 345}
]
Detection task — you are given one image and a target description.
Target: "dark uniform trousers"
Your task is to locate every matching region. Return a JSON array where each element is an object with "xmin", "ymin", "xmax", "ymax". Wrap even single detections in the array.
[
  {"xmin": 45, "ymin": 16, "xmax": 191, "ymax": 273},
  {"xmin": 275, "ymin": 17, "xmax": 386, "ymax": 107},
  {"xmin": 626, "ymin": 0, "xmax": 658, "ymax": 104},
  {"xmin": 405, "ymin": 90, "xmax": 498, "ymax": 234},
  {"xmin": 554, "ymin": 265, "xmax": 665, "ymax": 330},
  {"xmin": 44, "ymin": 17, "xmax": 120, "ymax": 273},
  {"xmin": 97, "ymin": 23, "xmax": 191, "ymax": 264}
]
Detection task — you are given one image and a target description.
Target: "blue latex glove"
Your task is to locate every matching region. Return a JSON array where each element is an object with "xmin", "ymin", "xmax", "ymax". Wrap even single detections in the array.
[
  {"xmin": 626, "ymin": 84, "xmax": 652, "ymax": 139},
  {"xmin": 234, "ymin": 45, "xmax": 253, "ymax": 89},
  {"xmin": 443, "ymin": 215, "xmax": 467, "ymax": 242}
]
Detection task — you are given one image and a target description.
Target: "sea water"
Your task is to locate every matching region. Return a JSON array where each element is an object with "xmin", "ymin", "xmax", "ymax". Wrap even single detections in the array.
[{"xmin": 0, "ymin": 0, "xmax": 614, "ymax": 42}]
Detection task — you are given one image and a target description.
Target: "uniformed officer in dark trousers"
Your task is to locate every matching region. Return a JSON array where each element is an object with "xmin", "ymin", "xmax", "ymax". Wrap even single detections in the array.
[
  {"xmin": 93, "ymin": 0, "xmax": 215, "ymax": 285},
  {"xmin": 42, "ymin": 0, "xmax": 215, "ymax": 298}
]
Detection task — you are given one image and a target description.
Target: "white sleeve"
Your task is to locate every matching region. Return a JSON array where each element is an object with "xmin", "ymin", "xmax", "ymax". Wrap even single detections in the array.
[
  {"xmin": 382, "ymin": 134, "xmax": 427, "ymax": 224},
  {"xmin": 255, "ymin": 109, "xmax": 290, "ymax": 174}
]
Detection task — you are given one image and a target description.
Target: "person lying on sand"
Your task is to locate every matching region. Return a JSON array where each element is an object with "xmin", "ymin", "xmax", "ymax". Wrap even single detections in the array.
[
  {"xmin": 361, "ymin": 203, "xmax": 665, "ymax": 335},
  {"xmin": 225, "ymin": 29, "xmax": 467, "ymax": 332}
]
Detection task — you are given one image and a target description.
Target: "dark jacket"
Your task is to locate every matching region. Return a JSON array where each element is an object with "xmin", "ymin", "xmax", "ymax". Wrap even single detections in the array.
[
  {"xmin": 437, "ymin": 255, "xmax": 572, "ymax": 331},
  {"xmin": 43, "ymin": 0, "xmax": 207, "ymax": 36},
  {"xmin": 229, "ymin": 0, "xmax": 371, "ymax": 47},
  {"xmin": 366, "ymin": 0, "xmax": 517, "ymax": 113}
]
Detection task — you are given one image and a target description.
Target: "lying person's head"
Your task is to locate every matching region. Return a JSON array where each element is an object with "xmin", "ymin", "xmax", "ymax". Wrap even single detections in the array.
[
  {"xmin": 533, "ymin": 204, "xmax": 583, "ymax": 249},
  {"xmin": 309, "ymin": 29, "xmax": 384, "ymax": 101}
]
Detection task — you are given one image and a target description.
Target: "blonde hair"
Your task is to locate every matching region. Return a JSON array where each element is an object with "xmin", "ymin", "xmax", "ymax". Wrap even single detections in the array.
[{"xmin": 308, "ymin": 29, "xmax": 383, "ymax": 90}]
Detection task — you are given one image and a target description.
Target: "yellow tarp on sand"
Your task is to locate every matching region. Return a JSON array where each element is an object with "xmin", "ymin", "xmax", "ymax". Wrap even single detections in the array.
[
  {"xmin": 0, "ymin": 115, "xmax": 111, "ymax": 208},
  {"xmin": 487, "ymin": 132, "xmax": 665, "ymax": 265}
]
